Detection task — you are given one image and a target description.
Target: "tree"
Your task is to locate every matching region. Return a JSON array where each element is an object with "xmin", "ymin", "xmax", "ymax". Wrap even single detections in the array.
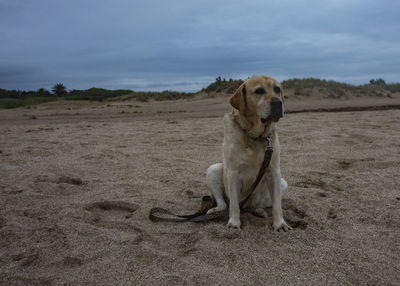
[
  {"xmin": 369, "ymin": 78, "xmax": 386, "ymax": 85},
  {"xmin": 52, "ymin": 83, "xmax": 67, "ymax": 96},
  {"xmin": 37, "ymin": 88, "xmax": 52, "ymax": 96}
]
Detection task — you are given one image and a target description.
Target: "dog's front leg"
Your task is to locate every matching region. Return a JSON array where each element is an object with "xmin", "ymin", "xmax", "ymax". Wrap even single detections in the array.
[
  {"xmin": 227, "ymin": 171, "xmax": 241, "ymax": 229},
  {"xmin": 268, "ymin": 171, "xmax": 291, "ymax": 232}
]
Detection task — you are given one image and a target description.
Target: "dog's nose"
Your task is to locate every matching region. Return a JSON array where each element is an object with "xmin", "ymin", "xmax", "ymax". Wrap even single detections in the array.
[
  {"xmin": 270, "ymin": 98, "xmax": 282, "ymax": 107},
  {"xmin": 270, "ymin": 98, "xmax": 283, "ymax": 118}
]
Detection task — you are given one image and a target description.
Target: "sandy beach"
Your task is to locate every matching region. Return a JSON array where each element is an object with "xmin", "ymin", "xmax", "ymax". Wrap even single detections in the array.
[{"xmin": 1, "ymin": 94, "xmax": 400, "ymax": 285}]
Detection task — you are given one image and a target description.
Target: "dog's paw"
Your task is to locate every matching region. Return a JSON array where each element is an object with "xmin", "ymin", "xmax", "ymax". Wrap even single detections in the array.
[
  {"xmin": 227, "ymin": 218, "xmax": 241, "ymax": 230},
  {"xmin": 272, "ymin": 219, "xmax": 292, "ymax": 232}
]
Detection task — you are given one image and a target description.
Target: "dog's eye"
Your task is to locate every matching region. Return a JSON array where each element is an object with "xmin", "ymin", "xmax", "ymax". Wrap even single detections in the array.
[
  {"xmin": 254, "ymin": 88, "xmax": 265, "ymax": 95},
  {"xmin": 273, "ymin": 86, "xmax": 281, "ymax": 94}
]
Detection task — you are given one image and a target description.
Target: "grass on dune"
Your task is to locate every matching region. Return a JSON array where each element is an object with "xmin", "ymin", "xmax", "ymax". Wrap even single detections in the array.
[{"xmin": 1, "ymin": 77, "xmax": 398, "ymax": 109}]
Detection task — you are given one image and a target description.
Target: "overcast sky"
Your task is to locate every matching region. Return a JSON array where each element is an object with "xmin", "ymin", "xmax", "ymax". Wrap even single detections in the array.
[{"xmin": 0, "ymin": 0, "xmax": 399, "ymax": 91}]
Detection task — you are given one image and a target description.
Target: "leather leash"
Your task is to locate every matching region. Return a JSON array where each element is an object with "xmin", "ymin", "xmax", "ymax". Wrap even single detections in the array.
[{"xmin": 149, "ymin": 136, "xmax": 273, "ymax": 223}]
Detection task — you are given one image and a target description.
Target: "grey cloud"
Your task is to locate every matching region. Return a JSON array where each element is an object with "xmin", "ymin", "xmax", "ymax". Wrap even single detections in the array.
[{"xmin": 0, "ymin": 0, "xmax": 399, "ymax": 91}]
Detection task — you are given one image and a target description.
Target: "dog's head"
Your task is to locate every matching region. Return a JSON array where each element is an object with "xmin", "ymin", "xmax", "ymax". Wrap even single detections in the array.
[{"xmin": 230, "ymin": 75, "xmax": 284, "ymax": 125}]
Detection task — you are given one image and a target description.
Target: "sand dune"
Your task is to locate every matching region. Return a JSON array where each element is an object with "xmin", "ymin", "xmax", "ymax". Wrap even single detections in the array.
[{"xmin": 0, "ymin": 95, "xmax": 399, "ymax": 285}]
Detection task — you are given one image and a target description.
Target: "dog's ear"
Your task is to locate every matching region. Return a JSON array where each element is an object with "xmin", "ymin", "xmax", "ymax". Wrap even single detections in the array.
[
  {"xmin": 229, "ymin": 83, "xmax": 247, "ymax": 114},
  {"xmin": 280, "ymin": 86, "xmax": 285, "ymax": 103}
]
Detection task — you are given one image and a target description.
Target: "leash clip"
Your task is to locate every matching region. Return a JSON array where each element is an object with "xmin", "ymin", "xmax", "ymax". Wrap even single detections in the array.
[{"xmin": 266, "ymin": 135, "xmax": 272, "ymax": 150}]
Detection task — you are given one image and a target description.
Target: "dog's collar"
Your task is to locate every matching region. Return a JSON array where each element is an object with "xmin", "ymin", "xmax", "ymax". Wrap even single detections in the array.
[
  {"xmin": 249, "ymin": 134, "xmax": 271, "ymax": 145},
  {"xmin": 233, "ymin": 115, "xmax": 272, "ymax": 145}
]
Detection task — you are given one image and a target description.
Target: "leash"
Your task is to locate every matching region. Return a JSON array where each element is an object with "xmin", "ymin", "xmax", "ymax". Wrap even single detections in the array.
[
  {"xmin": 149, "ymin": 196, "xmax": 222, "ymax": 222},
  {"xmin": 149, "ymin": 136, "xmax": 273, "ymax": 223}
]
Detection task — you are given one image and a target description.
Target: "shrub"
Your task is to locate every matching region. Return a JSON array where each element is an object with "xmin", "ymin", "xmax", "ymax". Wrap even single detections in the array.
[{"xmin": 52, "ymin": 83, "xmax": 68, "ymax": 96}]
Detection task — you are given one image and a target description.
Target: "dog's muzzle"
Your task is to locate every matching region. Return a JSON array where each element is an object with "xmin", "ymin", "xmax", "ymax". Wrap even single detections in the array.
[{"xmin": 261, "ymin": 98, "xmax": 284, "ymax": 123}]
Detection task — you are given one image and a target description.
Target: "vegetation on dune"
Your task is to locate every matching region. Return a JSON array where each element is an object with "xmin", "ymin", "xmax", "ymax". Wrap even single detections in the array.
[
  {"xmin": 282, "ymin": 78, "xmax": 355, "ymax": 90},
  {"xmin": 0, "ymin": 88, "xmax": 53, "ymax": 98},
  {"xmin": 205, "ymin": 77, "xmax": 400, "ymax": 98},
  {"xmin": 0, "ymin": 88, "xmax": 57, "ymax": 108},
  {"xmin": 66, "ymin": 88, "xmax": 134, "ymax": 101},
  {"xmin": 0, "ymin": 97, "xmax": 56, "ymax": 109},
  {"xmin": 66, "ymin": 88, "xmax": 195, "ymax": 102},
  {"xmin": 117, "ymin": 90, "xmax": 195, "ymax": 102},
  {"xmin": 0, "ymin": 85, "xmax": 196, "ymax": 108},
  {"xmin": 1, "ymin": 77, "xmax": 399, "ymax": 108},
  {"xmin": 281, "ymin": 77, "xmax": 399, "ymax": 98},
  {"xmin": 203, "ymin": 76, "xmax": 244, "ymax": 94}
]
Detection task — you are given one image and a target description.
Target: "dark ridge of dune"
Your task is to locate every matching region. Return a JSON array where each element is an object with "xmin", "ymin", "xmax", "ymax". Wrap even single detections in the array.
[{"xmin": 286, "ymin": 104, "xmax": 400, "ymax": 114}]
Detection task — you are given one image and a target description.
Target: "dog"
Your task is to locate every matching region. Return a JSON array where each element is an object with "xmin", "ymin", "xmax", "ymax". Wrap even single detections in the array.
[{"xmin": 206, "ymin": 75, "xmax": 291, "ymax": 231}]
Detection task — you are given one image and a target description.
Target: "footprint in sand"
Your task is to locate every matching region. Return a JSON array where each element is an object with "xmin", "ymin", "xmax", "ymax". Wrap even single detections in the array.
[
  {"xmin": 294, "ymin": 173, "xmax": 343, "ymax": 193},
  {"xmin": 84, "ymin": 201, "xmax": 139, "ymax": 232},
  {"xmin": 337, "ymin": 160, "xmax": 353, "ymax": 170},
  {"xmin": 11, "ymin": 249, "xmax": 39, "ymax": 267},
  {"xmin": 33, "ymin": 176, "xmax": 85, "ymax": 196},
  {"xmin": 176, "ymin": 232, "xmax": 203, "ymax": 257},
  {"xmin": 294, "ymin": 177, "xmax": 326, "ymax": 189},
  {"xmin": 56, "ymin": 176, "xmax": 84, "ymax": 186},
  {"xmin": 0, "ymin": 216, "xmax": 6, "ymax": 229},
  {"xmin": 283, "ymin": 200, "xmax": 309, "ymax": 230},
  {"xmin": 60, "ymin": 256, "xmax": 83, "ymax": 267},
  {"xmin": 327, "ymin": 209, "xmax": 337, "ymax": 219}
]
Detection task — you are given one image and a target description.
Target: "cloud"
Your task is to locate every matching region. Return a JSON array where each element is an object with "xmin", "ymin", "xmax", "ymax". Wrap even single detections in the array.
[{"xmin": 0, "ymin": 0, "xmax": 399, "ymax": 91}]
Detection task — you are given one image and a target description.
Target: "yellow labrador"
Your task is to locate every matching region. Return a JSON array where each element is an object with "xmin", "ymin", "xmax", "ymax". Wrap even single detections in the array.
[{"xmin": 206, "ymin": 75, "xmax": 291, "ymax": 231}]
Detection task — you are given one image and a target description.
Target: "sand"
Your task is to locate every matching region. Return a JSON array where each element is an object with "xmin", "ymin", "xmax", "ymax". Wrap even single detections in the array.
[{"xmin": 0, "ymin": 93, "xmax": 400, "ymax": 285}]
